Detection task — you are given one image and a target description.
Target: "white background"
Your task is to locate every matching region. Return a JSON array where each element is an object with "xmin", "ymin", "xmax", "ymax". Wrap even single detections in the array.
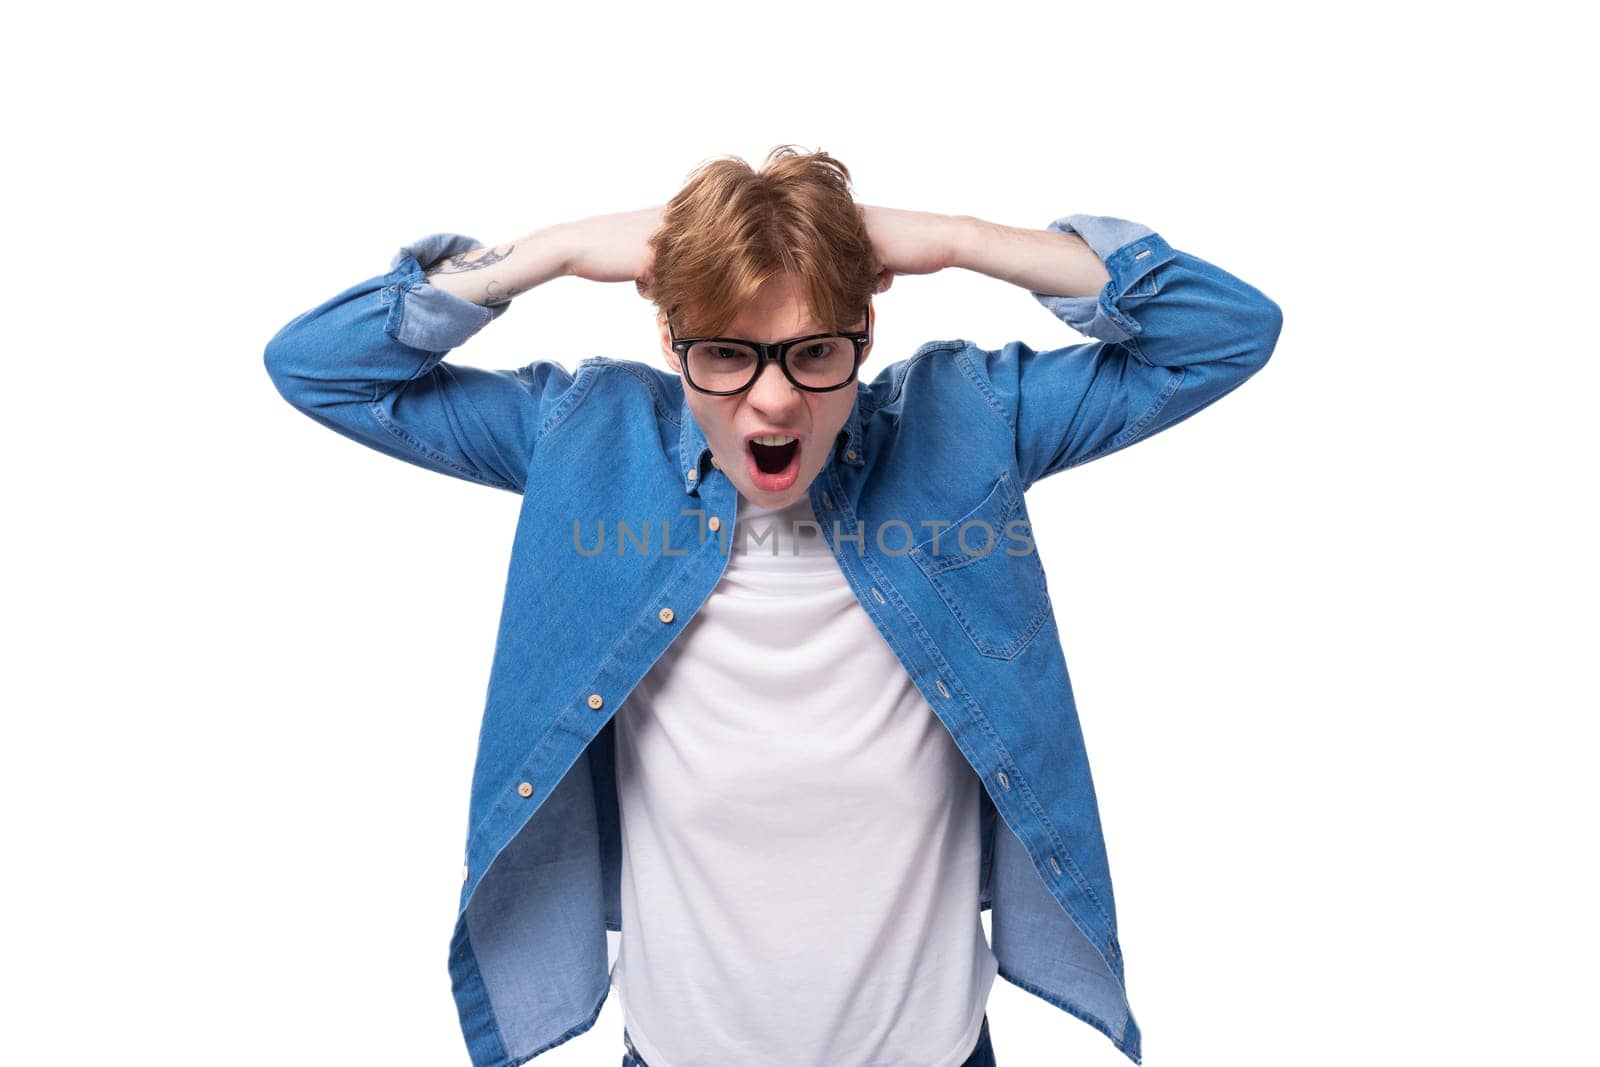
[{"xmin": 4, "ymin": 1, "xmax": 1594, "ymax": 1064}]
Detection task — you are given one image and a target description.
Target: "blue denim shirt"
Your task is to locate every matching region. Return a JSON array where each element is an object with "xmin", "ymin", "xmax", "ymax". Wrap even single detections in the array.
[{"xmin": 264, "ymin": 213, "xmax": 1282, "ymax": 1066}]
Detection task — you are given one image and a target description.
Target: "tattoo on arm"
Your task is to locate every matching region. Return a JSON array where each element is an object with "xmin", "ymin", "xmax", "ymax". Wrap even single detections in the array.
[
  {"xmin": 483, "ymin": 280, "xmax": 525, "ymax": 306},
  {"xmin": 425, "ymin": 243, "xmax": 516, "ymax": 276}
]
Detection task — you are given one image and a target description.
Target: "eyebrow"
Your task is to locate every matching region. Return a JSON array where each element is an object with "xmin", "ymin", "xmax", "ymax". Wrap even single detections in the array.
[{"xmin": 719, "ymin": 325, "xmax": 830, "ymax": 342}]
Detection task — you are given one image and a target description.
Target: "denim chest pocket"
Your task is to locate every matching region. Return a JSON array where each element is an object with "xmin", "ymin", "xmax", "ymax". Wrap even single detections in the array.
[{"xmin": 909, "ymin": 470, "xmax": 1050, "ymax": 660}]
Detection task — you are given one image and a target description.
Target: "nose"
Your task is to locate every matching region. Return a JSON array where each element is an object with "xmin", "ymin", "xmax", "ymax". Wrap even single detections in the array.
[{"xmin": 746, "ymin": 357, "xmax": 803, "ymax": 410}]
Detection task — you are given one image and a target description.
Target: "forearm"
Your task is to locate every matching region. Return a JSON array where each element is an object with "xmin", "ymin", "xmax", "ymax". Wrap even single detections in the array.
[
  {"xmin": 948, "ymin": 215, "xmax": 1112, "ymax": 299},
  {"xmin": 423, "ymin": 223, "xmax": 577, "ymax": 307}
]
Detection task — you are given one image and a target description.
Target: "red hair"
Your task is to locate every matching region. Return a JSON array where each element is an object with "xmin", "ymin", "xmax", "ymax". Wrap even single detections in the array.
[{"xmin": 642, "ymin": 145, "xmax": 876, "ymax": 338}]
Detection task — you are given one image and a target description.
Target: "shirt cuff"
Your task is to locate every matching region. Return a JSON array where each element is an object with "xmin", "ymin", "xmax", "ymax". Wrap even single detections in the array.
[
  {"xmin": 385, "ymin": 233, "xmax": 513, "ymax": 353},
  {"xmin": 1029, "ymin": 213, "xmax": 1169, "ymax": 344}
]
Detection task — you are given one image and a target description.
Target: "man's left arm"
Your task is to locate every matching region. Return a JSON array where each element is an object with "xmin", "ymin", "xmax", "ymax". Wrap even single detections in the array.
[{"xmin": 945, "ymin": 211, "xmax": 1284, "ymax": 488}]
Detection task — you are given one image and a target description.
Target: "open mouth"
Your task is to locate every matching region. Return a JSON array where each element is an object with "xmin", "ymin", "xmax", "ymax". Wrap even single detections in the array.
[
  {"xmin": 749, "ymin": 436, "xmax": 799, "ymax": 473},
  {"xmin": 746, "ymin": 433, "xmax": 803, "ymax": 492}
]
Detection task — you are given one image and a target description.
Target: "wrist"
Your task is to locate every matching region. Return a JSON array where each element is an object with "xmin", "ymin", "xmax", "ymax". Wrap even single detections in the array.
[
  {"xmin": 943, "ymin": 214, "xmax": 989, "ymax": 272},
  {"xmin": 532, "ymin": 221, "xmax": 580, "ymax": 278}
]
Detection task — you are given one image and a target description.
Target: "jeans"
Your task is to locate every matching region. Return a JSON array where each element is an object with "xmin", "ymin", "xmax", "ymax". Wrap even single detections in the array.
[{"xmin": 621, "ymin": 1012, "xmax": 996, "ymax": 1066}]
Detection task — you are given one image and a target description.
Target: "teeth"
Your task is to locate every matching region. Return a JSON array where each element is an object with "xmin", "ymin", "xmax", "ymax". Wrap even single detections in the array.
[{"xmin": 750, "ymin": 434, "xmax": 797, "ymax": 446}]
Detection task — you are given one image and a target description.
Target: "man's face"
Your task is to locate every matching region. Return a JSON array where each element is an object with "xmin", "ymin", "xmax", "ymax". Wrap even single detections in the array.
[{"xmin": 658, "ymin": 273, "xmax": 873, "ymax": 510}]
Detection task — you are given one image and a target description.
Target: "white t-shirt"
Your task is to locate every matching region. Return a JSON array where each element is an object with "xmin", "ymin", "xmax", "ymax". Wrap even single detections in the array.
[{"xmin": 610, "ymin": 489, "xmax": 998, "ymax": 1067}]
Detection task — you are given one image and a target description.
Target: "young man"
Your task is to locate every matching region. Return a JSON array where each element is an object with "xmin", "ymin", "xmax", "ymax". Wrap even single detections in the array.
[{"xmin": 264, "ymin": 147, "xmax": 1281, "ymax": 1067}]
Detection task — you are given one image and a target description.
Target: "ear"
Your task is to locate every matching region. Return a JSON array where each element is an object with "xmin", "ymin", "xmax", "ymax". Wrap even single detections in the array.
[{"xmin": 657, "ymin": 309, "xmax": 681, "ymax": 372}]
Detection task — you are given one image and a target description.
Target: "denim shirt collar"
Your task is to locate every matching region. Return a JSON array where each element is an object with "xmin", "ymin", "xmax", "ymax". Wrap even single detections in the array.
[{"xmin": 678, "ymin": 379, "xmax": 868, "ymax": 496}]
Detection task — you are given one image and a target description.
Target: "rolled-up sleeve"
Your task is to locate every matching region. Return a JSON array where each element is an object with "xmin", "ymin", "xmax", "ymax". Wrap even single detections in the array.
[
  {"xmin": 1027, "ymin": 213, "xmax": 1161, "ymax": 343},
  {"xmin": 386, "ymin": 233, "xmax": 515, "ymax": 353}
]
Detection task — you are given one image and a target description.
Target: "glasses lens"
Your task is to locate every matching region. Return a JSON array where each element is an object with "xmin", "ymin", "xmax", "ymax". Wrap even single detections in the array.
[
  {"xmin": 686, "ymin": 342, "xmax": 760, "ymax": 391},
  {"xmin": 786, "ymin": 337, "xmax": 857, "ymax": 388},
  {"xmin": 685, "ymin": 338, "xmax": 856, "ymax": 392}
]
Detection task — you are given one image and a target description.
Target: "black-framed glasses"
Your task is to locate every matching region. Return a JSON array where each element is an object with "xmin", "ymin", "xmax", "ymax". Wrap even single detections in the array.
[{"xmin": 667, "ymin": 306, "xmax": 870, "ymax": 396}]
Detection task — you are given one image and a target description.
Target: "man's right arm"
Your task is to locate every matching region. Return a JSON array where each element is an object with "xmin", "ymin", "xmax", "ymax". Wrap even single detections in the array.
[
  {"xmin": 419, "ymin": 223, "xmax": 576, "ymax": 308},
  {"xmin": 262, "ymin": 224, "xmax": 590, "ymax": 495}
]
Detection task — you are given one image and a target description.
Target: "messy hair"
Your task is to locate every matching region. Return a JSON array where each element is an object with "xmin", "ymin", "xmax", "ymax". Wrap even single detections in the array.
[{"xmin": 641, "ymin": 145, "xmax": 877, "ymax": 339}]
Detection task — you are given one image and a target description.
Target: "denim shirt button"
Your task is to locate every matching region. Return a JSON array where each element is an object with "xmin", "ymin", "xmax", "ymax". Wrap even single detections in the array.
[
  {"xmin": 686, "ymin": 468, "xmax": 697, "ymax": 481},
  {"xmin": 707, "ymin": 517, "xmax": 721, "ymax": 533},
  {"xmin": 935, "ymin": 679, "xmax": 950, "ymax": 698},
  {"xmin": 658, "ymin": 607, "xmax": 675, "ymax": 623},
  {"xmin": 997, "ymin": 771, "xmax": 1010, "ymax": 790},
  {"xmin": 461, "ymin": 864, "xmax": 469, "ymax": 882},
  {"xmin": 587, "ymin": 692, "xmax": 605, "ymax": 710},
  {"xmin": 516, "ymin": 782, "xmax": 533, "ymax": 798}
]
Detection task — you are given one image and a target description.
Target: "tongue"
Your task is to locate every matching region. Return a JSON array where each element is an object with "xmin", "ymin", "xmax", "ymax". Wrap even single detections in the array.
[{"xmin": 750, "ymin": 440, "xmax": 797, "ymax": 474}]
